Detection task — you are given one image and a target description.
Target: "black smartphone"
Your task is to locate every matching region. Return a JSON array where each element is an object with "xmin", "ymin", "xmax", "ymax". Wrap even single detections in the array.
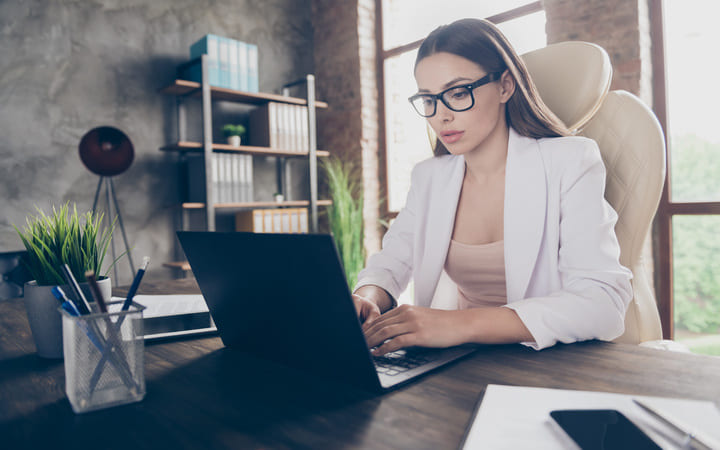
[{"xmin": 549, "ymin": 409, "xmax": 661, "ymax": 450}]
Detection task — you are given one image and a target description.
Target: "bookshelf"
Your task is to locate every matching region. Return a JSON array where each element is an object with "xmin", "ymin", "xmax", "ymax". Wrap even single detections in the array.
[{"xmin": 160, "ymin": 54, "xmax": 331, "ymax": 271}]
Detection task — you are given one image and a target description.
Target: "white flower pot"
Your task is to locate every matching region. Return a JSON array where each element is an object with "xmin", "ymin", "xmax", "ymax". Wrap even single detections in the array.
[
  {"xmin": 23, "ymin": 278, "xmax": 112, "ymax": 359},
  {"xmin": 227, "ymin": 135, "xmax": 241, "ymax": 147}
]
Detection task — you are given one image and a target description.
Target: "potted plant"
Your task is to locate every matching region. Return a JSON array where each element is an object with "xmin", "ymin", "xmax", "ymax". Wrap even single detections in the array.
[
  {"xmin": 14, "ymin": 203, "xmax": 117, "ymax": 358},
  {"xmin": 321, "ymin": 158, "xmax": 365, "ymax": 287},
  {"xmin": 222, "ymin": 124, "xmax": 246, "ymax": 147}
]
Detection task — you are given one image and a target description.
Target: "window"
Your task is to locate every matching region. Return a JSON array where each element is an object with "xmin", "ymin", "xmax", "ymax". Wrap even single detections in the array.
[
  {"xmin": 655, "ymin": 0, "xmax": 720, "ymax": 354},
  {"xmin": 379, "ymin": 1, "xmax": 546, "ymax": 214}
]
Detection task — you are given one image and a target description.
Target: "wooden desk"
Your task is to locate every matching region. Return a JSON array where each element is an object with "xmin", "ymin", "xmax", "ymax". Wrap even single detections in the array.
[{"xmin": 2, "ymin": 279, "xmax": 720, "ymax": 449}]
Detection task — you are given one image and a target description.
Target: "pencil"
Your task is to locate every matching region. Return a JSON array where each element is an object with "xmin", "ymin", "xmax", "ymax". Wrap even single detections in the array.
[{"xmin": 85, "ymin": 270, "xmax": 108, "ymax": 313}]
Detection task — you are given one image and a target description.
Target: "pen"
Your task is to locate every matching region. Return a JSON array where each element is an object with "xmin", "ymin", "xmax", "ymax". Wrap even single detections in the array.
[
  {"xmin": 633, "ymin": 399, "xmax": 719, "ymax": 450},
  {"xmin": 51, "ymin": 286, "xmax": 106, "ymax": 354},
  {"xmin": 60, "ymin": 264, "xmax": 94, "ymax": 314},
  {"xmin": 122, "ymin": 256, "xmax": 149, "ymax": 311},
  {"xmin": 51, "ymin": 286, "xmax": 82, "ymax": 317},
  {"xmin": 85, "ymin": 270, "xmax": 108, "ymax": 313}
]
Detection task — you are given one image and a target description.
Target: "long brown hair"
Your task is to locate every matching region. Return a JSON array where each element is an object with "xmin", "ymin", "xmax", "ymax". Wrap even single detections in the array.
[{"xmin": 415, "ymin": 18, "xmax": 569, "ymax": 156}]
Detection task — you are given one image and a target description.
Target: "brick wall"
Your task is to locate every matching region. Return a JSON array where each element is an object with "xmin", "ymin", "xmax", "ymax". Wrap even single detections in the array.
[
  {"xmin": 311, "ymin": 0, "xmax": 382, "ymax": 254},
  {"xmin": 544, "ymin": 0, "xmax": 653, "ymax": 105}
]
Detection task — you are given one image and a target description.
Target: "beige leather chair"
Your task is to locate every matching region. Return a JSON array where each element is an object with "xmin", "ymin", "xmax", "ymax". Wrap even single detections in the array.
[
  {"xmin": 429, "ymin": 42, "xmax": 666, "ymax": 345},
  {"xmin": 521, "ymin": 41, "xmax": 665, "ymax": 344}
]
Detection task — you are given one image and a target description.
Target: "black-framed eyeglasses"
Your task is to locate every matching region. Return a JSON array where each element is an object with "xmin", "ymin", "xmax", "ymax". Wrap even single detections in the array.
[{"xmin": 408, "ymin": 72, "xmax": 504, "ymax": 118}]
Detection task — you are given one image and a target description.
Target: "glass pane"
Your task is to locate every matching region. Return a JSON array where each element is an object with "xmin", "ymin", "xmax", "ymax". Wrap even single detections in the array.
[
  {"xmin": 672, "ymin": 215, "xmax": 720, "ymax": 355},
  {"xmin": 495, "ymin": 11, "xmax": 546, "ymax": 55},
  {"xmin": 382, "ymin": 0, "xmax": 538, "ymax": 50},
  {"xmin": 384, "ymin": 49, "xmax": 430, "ymax": 212},
  {"xmin": 666, "ymin": 0, "xmax": 720, "ymax": 202},
  {"xmin": 383, "ymin": 12, "xmax": 546, "ymax": 212}
]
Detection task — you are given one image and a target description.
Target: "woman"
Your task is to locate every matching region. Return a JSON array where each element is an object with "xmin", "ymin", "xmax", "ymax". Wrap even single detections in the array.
[{"xmin": 353, "ymin": 18, "xmax": 632, "ymax": 356}]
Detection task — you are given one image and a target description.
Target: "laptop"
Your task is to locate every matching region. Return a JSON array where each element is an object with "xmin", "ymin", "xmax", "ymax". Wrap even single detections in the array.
[{"xmin": 177, "ymin": 231, "xmax": 478, "ymax": 392}]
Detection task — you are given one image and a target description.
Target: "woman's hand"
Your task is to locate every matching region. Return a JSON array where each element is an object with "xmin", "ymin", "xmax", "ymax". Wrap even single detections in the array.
[
  {"xmin": 352, "ymin": 293, "xmax": 382, "ymax": 324},
  {"xmin": 352, "ymin": 285, "xmax": 395, "ymax": 324},
  {"xmin": 362, "ymin": 305, "xmax": 471, "ymax": 356},
  {"xmin": 362, "ymin": 305, "xmax": 535, "ymax": 356}
]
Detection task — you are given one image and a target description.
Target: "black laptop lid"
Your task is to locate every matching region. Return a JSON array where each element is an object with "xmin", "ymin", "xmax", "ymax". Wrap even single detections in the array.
[{"xmin": 177, "ymin": 232, "xmax": 381, "ymax": 390}]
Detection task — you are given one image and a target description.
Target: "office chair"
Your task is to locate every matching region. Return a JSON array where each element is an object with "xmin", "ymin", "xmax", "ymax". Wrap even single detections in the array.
[
  {"xmin": 429, "ymin": 42, "xmax": 667, "ymax": 345},
  {"xmin": 521, "ymin": 41, "xmax": 666, "ymax": 344}
]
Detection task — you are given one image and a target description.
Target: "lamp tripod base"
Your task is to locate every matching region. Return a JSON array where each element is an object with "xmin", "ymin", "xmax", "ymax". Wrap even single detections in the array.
[{"xmin": 92, "ymin": 177, "xmax": 135, "ymax": 286}]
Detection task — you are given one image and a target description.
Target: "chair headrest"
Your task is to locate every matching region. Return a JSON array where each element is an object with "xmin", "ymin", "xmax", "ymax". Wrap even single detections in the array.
[{"xmin": 521, "ymin": 41, "xmax": 613, "ymax": 131}]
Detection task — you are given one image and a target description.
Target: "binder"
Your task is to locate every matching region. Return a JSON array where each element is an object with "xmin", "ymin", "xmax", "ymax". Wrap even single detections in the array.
[
  {"xmin": 237, "ymin": 41, "xmax": 249, "ymax": 91},
  {"xmin": 247, "ymin": 44, "xmax": 259, "ymax": 92},
  {"xmin": 189, "ymin": 34, "xmax": 221, "ymax": 86}
]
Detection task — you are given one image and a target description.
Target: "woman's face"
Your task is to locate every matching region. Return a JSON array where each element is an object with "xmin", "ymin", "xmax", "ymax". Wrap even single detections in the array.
[{"xmin": 414, "ymin": 52, "xmax": 512, "ymax": 156}]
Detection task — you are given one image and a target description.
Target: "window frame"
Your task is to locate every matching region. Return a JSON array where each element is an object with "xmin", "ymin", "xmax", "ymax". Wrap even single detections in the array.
[{"xmin": 650, "ymin": 0, "xmax": 720, "ymax": 339}]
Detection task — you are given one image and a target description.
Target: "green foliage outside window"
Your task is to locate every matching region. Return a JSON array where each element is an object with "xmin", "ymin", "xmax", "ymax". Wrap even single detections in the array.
[{"xmin": 671, "ymin": 134, "xmax": 720, "ymax": 334}]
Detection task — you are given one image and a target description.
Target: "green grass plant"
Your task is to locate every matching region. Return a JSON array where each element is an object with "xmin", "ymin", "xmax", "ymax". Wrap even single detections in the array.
[
  {"xmin": 14, "ymin": 203, "xmax": 117, "ymax": 286},
  {"xmin": 322, "ymin": 157, "xmax": 365, "ymax": 287}
]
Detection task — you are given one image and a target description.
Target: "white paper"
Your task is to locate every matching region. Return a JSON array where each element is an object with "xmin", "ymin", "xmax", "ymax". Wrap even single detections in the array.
[
  {"xmin": 462, "ymin": 384, "xmax": 720, "ymax": 449},
  {"xmin": 111, "ymin": 294, "xmax": 208, "ymax": 318}
]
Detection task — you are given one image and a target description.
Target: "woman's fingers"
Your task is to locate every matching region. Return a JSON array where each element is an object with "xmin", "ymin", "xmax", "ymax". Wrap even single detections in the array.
[
  {"xmin": 365, "ymin": 322, "xmax": 415, "ymax": 349},
  {"xmin": 352, "ymin": 294, "xmax": 381, "ymax": 323},
  {"xmin": 371, "ymin": 333, "xmax": 416, "ymax": 356}
]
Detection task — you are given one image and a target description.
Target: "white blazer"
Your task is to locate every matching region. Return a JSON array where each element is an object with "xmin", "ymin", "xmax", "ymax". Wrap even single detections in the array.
[{"xmin": 354, "ymin": 128, "xmax": 633, "ymax": 350}]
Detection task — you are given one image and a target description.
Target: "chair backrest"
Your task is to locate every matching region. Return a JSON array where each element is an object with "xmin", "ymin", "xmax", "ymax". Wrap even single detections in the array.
[{"xmin": 522, "ymin": 41, "xmax": 665, "ymax": 343}]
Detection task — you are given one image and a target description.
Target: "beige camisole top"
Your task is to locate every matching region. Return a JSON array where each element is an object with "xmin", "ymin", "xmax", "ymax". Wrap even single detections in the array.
[{"xmin": 444, "ymin": 239, "xmax": 507, "ymax": 309}]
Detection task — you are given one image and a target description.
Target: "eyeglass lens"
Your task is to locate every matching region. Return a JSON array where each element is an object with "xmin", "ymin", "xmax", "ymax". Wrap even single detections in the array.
[{"xmin": 411, "ymin": 85, "xmax": 474, "ymax": 117}]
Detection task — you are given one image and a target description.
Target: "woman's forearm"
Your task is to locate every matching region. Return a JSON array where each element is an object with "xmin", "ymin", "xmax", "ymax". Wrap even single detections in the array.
[{"xmin": 460, "ymin": 307, "xmax": 535, "ymax": 344}]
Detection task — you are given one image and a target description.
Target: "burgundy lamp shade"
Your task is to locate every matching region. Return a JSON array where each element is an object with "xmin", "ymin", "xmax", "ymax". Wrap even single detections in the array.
[{"xmin": 78, "ymin": 126, "xmax": 134, "ymax": 176}]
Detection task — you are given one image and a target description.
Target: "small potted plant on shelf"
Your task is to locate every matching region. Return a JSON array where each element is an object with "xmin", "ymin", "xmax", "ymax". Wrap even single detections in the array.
[
  {"xmin": 223, "ymin": 124, "xmax": 246, "ymax": 147},
  {"xmin": 14, "ymin": 203, "xmax": 118, "ymax": 358},
  {"xmin": 273, "ymin": 192, "xmax": 284, "ymax": 203}
]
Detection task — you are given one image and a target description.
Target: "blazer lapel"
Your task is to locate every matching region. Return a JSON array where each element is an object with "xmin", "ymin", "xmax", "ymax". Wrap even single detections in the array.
[
  {"xmin": 415, "ymin": 156, "xmax": 465, "ymax": 307},
  {"xmin": 504, "ymin": 128, "xmax": 547, "ymax": 302}
]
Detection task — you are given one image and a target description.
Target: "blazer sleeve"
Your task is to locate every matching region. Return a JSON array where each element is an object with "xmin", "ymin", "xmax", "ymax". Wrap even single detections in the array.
[
  {"xmin": 353, "ymin": 165, "xmax": 421, "ymax": 302},
  {"xmin": 504, "ymin": 140, "xmax": 633, "ymax": 350}
]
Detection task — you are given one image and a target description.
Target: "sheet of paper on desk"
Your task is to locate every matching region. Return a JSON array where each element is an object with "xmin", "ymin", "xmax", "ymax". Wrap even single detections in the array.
[
  {"xmin": 462, "ymin": 384, "xmax": 720, "ymax": 449},
  {"xmin": 128, "ymin": 294, "xmax": 209, "ymax": 317},
  {"xmin": 111, "ymin": 294, "xmax": 216, "ymax": 339}
]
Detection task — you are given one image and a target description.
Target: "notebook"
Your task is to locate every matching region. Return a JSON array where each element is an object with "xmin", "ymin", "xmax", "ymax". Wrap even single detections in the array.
[{"xmin": 177, "ymin": 231, "xmax": 478, "ymax": 392}]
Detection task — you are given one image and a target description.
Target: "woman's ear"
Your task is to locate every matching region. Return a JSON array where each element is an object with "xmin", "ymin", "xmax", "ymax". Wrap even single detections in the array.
[{"xmin": 499, "ymin": 69, "xmax": 516, "ymax": 103}]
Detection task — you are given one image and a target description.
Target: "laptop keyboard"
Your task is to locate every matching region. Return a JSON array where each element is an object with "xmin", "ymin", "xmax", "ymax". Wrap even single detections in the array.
[{"xmin": 373, "ymin": 349, "xmax": 437, "ymax": 377}]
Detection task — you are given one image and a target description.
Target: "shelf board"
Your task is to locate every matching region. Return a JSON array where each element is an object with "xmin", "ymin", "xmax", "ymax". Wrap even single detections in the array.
[
  {"xmin": 163, "ymin": 261, "xmax": 192, "ymax": 271},
  {"xmin": 160, "ymin": 141, "xmax": 330, "ymax": 157},
  {"xmin": 182, "ymin": 200, "xmax": 332, "ymax": 210},
  {"xmin": 159, "ymin": 80, "xmax": 328, "ymax": 108}
]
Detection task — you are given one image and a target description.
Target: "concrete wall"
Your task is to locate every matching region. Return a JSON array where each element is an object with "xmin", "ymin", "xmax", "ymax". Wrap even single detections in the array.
[{"xmin": 0, "ymin": 0, "xmax": 314, "ymax": 284}]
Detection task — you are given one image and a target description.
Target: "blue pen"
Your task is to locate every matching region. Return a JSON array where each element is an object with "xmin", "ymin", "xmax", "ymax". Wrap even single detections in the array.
[
  {"xmin": 52, "ymin": 286, "xmax": 82, "ymax": 316},
  {"xmin": 52, "ymin": 286, "xmax": 103, "ymax": 350},
  {"xmin": 122, "ymin": 256, "xmax": 150, "ymax": 311}
]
